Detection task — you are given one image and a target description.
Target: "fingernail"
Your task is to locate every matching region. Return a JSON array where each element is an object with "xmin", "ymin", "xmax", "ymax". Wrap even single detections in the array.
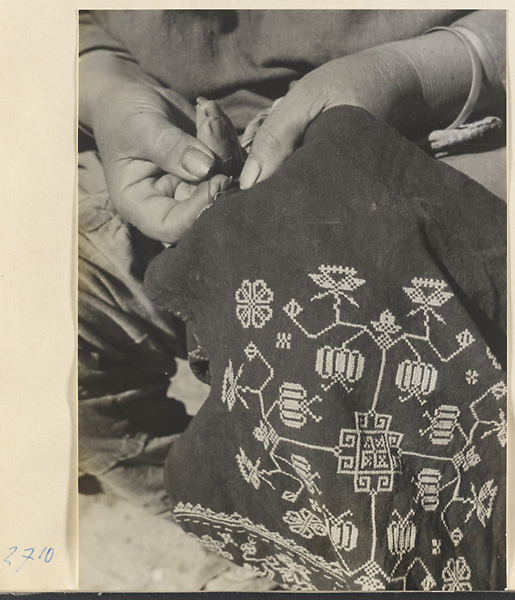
[
  {"xmin": 239, "ymin": 156, "xmax": 261, "ymax": 189},
  {"xmin": 196, "ymin": 96, "xmax": 208, "ymax": 107},
  {"xmin": 209, "ymin": 117, "xmax": 226, "ymax": 141},
  {"xmin": 181, "ymin": 147, "xmax": 215, "ymax": 179}
]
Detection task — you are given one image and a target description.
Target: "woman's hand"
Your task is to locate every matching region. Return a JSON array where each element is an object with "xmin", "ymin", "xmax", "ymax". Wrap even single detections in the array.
[
  {"xmin": 239, "ymin": 30, "xmax": 480, "ymax": 189},
  {"xmin": 80, "ymin": 52, "xmax": 241, "ymax": 243}
]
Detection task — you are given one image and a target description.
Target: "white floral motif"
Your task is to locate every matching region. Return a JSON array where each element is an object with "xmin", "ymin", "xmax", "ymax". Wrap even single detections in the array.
[
  {"xmin": 222, "ymin": 360, "xmax": 237, "ymax": 410},
  {"xmin": 465, "ymin": 369, "xmax": 478, "ymax": 385},
  {"xmin": 371, "ymin": 309, "xmax": 401, "ymax": 334},
  {"xmin": 491, "ymin": 381, "xmax": 507, "ymax": 399},
  {"xmin": 404, "ymin": 278, "xmax": 453, "ymax": 321},
  {"xmin": 371, "ymin": 310, "xmax": 402, "ymax": 350},
  {"xmin": 421, "ymin": 575, "xmax": 436, "ymax": 591},
  {"xmin": 494, "ymin": 410, "xmax": 507, "ymax": 447},
  {"xmin": 236, "ymin": 448, "xmax": 261, "ymax": 489},
  {"xmin": 253, "ymin": 420, "xmax": 279, "ymax": 450},
  {"xmin": 442, "ymin": 557, "xmax": 472, "ymax": 591},
  {"xmin": 456, "ymin": 329, "xmax": 475, "ymax": 348},
  {"xmin": 387, "ymin": 511, "xmax": 416, "ymax": 555},
  {"xmin": 453, "ymin": 446, "xmax": 481, "ymax": 472},
  {"xmin": 449, "ymin": 528, "xmax": 463, "ymax": 546},
  {"xmin": 469, "ymin": 480, "xmax": 498, "ymax": 526},
  {"xmin": 235, "ymin": 279, "xmax": 274, "ymax": 328},
  {"xmin": 283, "ymin": 508, "xmax": 327, "ymax": 539},
  {"xmin": 309, "ymin": 265, "xmax": 365, "ymax": 305},
  {"xmin": 283, "ymin": 299, "xmax": 303, "ymax": 319}
]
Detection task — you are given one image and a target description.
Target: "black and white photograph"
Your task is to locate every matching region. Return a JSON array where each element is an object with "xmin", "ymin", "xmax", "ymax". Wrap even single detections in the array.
[
  {"xmin": 5, "ymin": 6, "xmax": 510, "ymax": 594},
  {"xmin": 76, "ymin": 9, "xmax": 508, "ymax": 592}
]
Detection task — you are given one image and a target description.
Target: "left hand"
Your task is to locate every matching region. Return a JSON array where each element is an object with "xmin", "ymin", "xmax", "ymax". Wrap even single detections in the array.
[{"xmin": 239, "ymin": 49, "xmax": 422, "ymax": 189}]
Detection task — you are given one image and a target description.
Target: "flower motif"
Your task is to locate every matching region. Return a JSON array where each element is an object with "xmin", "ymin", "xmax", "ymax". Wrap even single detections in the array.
[
  {"xmin": 465, "ymin": 369, "xmax": 478, "ymax": 385},
  {"xmin": 421, "ymin": 575, "xmax": 436, "ymax": 591},
  {"xmin": 453, "ymin": 446, "xmax": 481, "ymax": 472},
  {"xmin": 456, "ymin": 329, "xmax": 475, "ymax": 348},
  {"xmin": 235, "ymin": 279, "xmax": 274, "ymax": 328},
  {"xmin": 449, "ymin": 527, "xmax": 463, "ymax": 546},
  {"xmin": 222, "ymin": 361, "xmax": 237, "ymax": 410},
  {"xmin": 283, "ymin": 508, "xmax": 327, "ymax": 539},
  {"xmin": 496, "ymin": 410, "xmax": 507, "ymax": 447},
  {"xmin": 253, "ymin": 420, "xmax": 278, "ymax": 450},
  {"xmin": 387, "ymin": 511, "xmax": 416, "ymax": 555},
  {"xmin": 244, "ymin": 341, "xmax": 259, "ymax": 360},
  {"xmin": 404, "ymin": 277, "xmax": 453, "ymax": 321},
  {"xmin": 491, "ymin": 381, "xmax": 507, "ymax": 400},
  {"xmin": 309, "ymin": 265, "xmax": 365, "ymax": 305},
  {"xmin": 371, "ymin": 310, "xmax": 401, "ymax": 334},
  {"xmin": 472, "ymin": 480, "xmax": 498, "ymax": 526},
  {"xmin": 442, "ymin": 557, "xmax": 472, "ymax": 591},
  {"xmin": 404, "ymin": 277, "xmax": 453, "ymax": 307},
  {"xmin": 283, "ymin": 298, "xmax": 303, "ymax": 319},
  {"xmin": 236, "ymin": 448, "xmax": 261, "ymax": 489}
]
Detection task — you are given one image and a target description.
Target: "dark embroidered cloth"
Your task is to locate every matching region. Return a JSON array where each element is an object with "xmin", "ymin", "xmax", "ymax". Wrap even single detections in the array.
[{"xmin": 144, "ymin": 106, "xmax": 506, "ymax": 591}]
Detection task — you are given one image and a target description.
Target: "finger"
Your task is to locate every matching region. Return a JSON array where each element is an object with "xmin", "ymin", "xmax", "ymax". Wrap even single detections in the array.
[
  {"xmin": 124, "ymin": 174, "xmax": 232, "ymax": 243},
  {"xmin": 173, "ymin": 181, "xmax": 198, "ymax": 202},
  {"xmin": 138, "ymin": 113, "xmax": 217, "ymax": 183},
  {"xmin": 160, "ymin": 174, "xmax": 233, "ymax": 243},
  {"xmin": 239, "ymin": 90, "xmax": 318, "ymax": 189},
  {"xmin": 153, "ymin": 173, "xmax": 187, "ymax": 198},
  {"xmin": 196, "ymin": 97, "xmax": 245, "ymax": 175}
]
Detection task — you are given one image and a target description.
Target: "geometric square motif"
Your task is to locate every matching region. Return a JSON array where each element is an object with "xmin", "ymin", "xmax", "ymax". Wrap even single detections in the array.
[{"xmin": 337, "ymin": 412, "xmax": 403, "ymax": 493}]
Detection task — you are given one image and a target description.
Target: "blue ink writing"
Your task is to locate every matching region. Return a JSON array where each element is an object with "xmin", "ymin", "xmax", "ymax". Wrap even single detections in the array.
[{"xmin": 2, "ymin": 546, "xmax": 54, "ymax": 572}]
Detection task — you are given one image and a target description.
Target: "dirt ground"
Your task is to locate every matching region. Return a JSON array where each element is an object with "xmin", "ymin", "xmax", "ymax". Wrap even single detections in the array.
[{"xmin": 79, "ymin": 359, "xmax": 277, "ymax": 592}]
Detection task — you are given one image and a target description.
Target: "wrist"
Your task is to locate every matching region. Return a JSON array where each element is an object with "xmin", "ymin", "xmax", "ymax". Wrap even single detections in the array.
[
  {"xmin": 354, "ymin": 46, "xmax": 424, "ymax": 135},
  {"xmin": 380, "ymin": 31, "xmax": 474, "ymax": 133}
]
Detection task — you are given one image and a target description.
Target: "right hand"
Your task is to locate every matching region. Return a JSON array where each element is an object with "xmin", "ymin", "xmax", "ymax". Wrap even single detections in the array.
[{"xmin": 81, "ymin": 52, "xmax": 242, "ymax": 243}]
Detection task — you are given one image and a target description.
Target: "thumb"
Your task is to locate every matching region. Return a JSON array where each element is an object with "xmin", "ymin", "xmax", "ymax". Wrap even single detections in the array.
[
  {"xmin": 239, "ymin": 92, "xmax": 314, "ymax": 189},
  {"xmin": 140, "ymin": 113, "xmax": 217, "ymax": 183}
]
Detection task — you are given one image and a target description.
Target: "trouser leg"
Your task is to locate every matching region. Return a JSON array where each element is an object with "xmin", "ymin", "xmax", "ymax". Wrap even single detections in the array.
[{"xmin": 78, "ymin": 150, "xmax": 189, "ymax": 516}]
